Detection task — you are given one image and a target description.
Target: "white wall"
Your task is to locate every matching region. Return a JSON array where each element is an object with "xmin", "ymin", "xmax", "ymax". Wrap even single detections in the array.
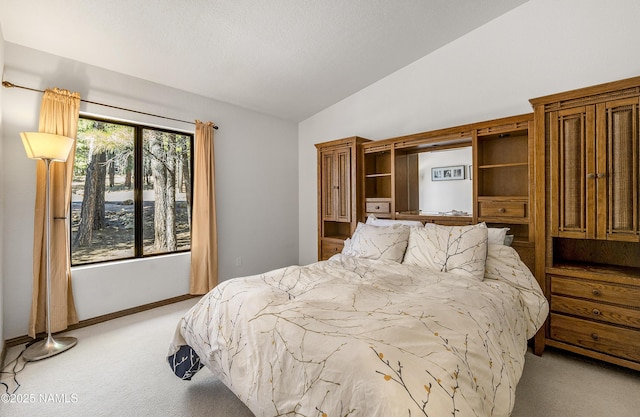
[
  {"xmin": 298, "ymin": 0, "xmax": 640, "ymax": 265},
  {"xmin": 2, "ymin": 44, "xmax": 299, "ymax": 339},
  {"xmin": 0, "ymin": 24, "xmax": 5, "ymax": 348}
]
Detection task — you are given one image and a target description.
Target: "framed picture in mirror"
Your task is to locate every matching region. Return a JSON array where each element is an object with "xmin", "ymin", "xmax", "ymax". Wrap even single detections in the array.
[{"xmin": 431, "ymin": 165, "xmax": 465, "ymax": 181}]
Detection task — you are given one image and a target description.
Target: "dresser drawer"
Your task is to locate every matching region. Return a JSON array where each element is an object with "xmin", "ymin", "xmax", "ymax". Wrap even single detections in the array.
[
  {"xmin": 320, "ymin": 240, "xmax": 344, "ymax": 260},
  {"xmin": 478, "ymin": 200, "xmax": 526, "ymax": 218},
  {"xmin": 366, "ymin": 200, "xmax": 391, "ymax": 214},
  {"xmin": 550, "ymin": 276, "xmax": 640, "ymax": 308},
  {"xmin": 551, "ymin": 295, "xmax": 640, "ymax": 329},
  {"xmin": 550, "ymin": 314, "xmax": 640, "ymax": 363}
]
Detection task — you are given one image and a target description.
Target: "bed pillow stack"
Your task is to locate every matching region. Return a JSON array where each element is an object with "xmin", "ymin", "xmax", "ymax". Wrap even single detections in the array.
[{"xmin": 341, "ymin": 218, "xmax": 499, "ymax": 281}]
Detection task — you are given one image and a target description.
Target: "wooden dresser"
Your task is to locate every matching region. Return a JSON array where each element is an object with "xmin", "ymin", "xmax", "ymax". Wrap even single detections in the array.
[
  {"xmin": 531, "ymin": 76, "xmax": 640, "ymax": 371},
  {"xmin": 548, "ymin": 264, "xmax": 640, "ymax": 366}
]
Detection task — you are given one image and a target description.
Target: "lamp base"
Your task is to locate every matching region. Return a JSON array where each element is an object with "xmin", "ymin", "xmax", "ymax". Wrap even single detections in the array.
[{"xmin": 23, "ymin": 336, "xmax": 77, "ymax": 362}]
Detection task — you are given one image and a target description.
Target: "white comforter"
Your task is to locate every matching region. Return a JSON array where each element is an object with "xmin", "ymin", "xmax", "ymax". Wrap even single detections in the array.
[{"xmin": 169, "ymin": 247, "xmax": 548, "ymax": 417}]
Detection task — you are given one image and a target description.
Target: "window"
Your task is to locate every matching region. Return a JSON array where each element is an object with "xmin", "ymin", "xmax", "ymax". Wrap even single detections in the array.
[{"xmin": 71, "ymin": 116, "xmax": 193, "ymax": 265}]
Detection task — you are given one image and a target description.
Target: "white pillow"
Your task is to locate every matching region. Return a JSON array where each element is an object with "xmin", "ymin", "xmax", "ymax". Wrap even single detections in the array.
[
  {"xmin": 342, "ymin": 222, "xmax": 410, "ymax": 263},
  {"xmin": 488, "ymin": 227, "xmax": 510, "ymax": 245},
  {"xmin": 366, "ymin": 214, "xmax": 423, "ymax": 228},
  {"xmin": 404, "ymin": 222, "xmax": 488, "ymax": 280},
  {"xmin": 402, "ymin": 226, "xmax": 447, "ymax": 273}
]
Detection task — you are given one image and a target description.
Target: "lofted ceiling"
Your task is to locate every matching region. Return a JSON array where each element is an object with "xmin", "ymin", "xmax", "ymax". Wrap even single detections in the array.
[{"xmin": 0, "ymin": 0, "xmax": 528, "ymax": 122}]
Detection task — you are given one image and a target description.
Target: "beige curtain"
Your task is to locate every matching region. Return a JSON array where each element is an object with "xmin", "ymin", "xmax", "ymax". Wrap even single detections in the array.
[
  {"xmin": 29, "ymin": 88, "xmax": 81, "ymax": 338},
  {"xmin": 190, "ymin": 120, "xmax": 218, "ymax": 294}
]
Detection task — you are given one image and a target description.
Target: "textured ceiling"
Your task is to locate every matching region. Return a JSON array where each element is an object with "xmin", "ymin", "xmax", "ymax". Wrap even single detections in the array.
[{"xmin": 0, "ymin": 0, "xmax": 528, "ymax": 122}]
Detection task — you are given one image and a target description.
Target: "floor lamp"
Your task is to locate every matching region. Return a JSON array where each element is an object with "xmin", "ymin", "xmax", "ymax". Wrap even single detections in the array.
[{"xmin": 21, "ymin": 132, "xmax": 78, "ymax": 361}]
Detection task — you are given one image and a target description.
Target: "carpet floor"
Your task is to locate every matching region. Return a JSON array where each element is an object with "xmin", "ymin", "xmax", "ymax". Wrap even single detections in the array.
[{"xmin": 1, "ymin": 298, "xmax": 638, "ymax": 416}]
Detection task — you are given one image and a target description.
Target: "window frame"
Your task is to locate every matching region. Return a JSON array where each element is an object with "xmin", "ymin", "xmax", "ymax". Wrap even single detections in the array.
[{"xmin": 71, "ymin": 114, "xmax": 194, "ymax": 266}]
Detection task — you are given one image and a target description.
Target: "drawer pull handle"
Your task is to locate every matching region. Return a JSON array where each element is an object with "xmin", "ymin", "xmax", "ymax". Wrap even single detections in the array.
[
  {"xmin": 376, "ymin": 206, "xmax": 380, "ymax": 209},
  {"xmin": 587, "ymin": 173, "xmax": 596, "ymax": 179},
  {"xmin": 498, "ymin": 208, "xmax": 506, "ymax": 213},
  {"xmin": 592, "ymin": 289, "xmax": 601, "ymax": 296},
  {"xmin": 591, "ymin": 333, "xmax": 600, "ymax": 341},
  {"xmin": 592, "ymin": 308, "xmax": 601, "ymax": 316}
]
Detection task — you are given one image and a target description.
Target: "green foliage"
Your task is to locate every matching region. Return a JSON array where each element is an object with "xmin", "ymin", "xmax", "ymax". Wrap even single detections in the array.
[{"xmin": 74, "ymin": 118, "xmax": 134, "ymax": 176}]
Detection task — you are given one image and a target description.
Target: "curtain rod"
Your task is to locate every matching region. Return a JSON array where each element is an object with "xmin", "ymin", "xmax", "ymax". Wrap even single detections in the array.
[{"xmin": 1, "ymin": 80, "xmax": 218, "ymax": 130}]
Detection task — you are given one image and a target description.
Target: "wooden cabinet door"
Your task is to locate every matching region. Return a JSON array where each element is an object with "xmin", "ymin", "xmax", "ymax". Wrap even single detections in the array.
[
  {"xmin": 550, "ymin": 99, "xmax": 640, "ymax": 241},
  {"xmin": 596, "ymin": 98, "xmax": 640, "ymax": 241},
  {"xmin": 321, "ymin": 150, "xmax": 336, "ymax": 221},
  {"xmin": 335, "ymin": 147, "xmax": 351, "ymax": 222},
  {"xmin": 320, "ymin": 147, "xmax": 352, "ymax": 222},
  {"xmin": 550, "ymin": 106, "xmax": 596, "ymax": 238}
]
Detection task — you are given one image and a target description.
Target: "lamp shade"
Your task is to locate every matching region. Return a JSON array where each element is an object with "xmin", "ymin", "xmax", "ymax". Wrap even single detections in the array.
[{"xmin": 20, "ymin": 132, "xmax": 74, "ymax": 162}]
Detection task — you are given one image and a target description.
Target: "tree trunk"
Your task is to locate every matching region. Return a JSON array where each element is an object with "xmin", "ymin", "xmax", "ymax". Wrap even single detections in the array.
[
  {"xmin": 149, "ymin": 133, "xmax": 168, "ymax": 251},
  {"xmin": 124, "ymin": 154, "xmax": 132, "ymax": 189},
  {"xmin": 181, "ymin": 146, "xmax": 191, "ymax": 227},
  {"xmin": 165, "ymin": 139, "xmax": 177, "ymax": 251},
  {"xmin": 108, "ymin": 152, "xmax": 115, "ymax": 188},
  {"xmin": 94, "ymin": 152, "xmax": 107, "ymax": 230},
  {"xmin": 74, "ymin": 151, "xmax": 106, "ymax": 247}
]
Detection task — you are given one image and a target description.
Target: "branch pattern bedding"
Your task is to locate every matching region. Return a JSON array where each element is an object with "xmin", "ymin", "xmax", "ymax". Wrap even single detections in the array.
[{"xmin": 168, "ymin": 222, "xmax": 548, "ymax": 417}]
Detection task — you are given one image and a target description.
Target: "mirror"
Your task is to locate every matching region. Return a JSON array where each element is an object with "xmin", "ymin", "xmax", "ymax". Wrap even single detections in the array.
[{"xmin": 418, "ymin": 146, "xmax": 472, "ymax": 215}]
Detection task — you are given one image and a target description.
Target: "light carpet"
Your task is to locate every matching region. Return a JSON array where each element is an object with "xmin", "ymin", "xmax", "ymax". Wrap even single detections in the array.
[{"xmin": 1, "ymin": 298, "xmax": 638, "ymax": 417}]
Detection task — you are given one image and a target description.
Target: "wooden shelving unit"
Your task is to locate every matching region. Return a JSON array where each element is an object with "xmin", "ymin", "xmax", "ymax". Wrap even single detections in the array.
[{"xmin": 363, "ymin": 144, "xmax": 394, "ymax": 218}]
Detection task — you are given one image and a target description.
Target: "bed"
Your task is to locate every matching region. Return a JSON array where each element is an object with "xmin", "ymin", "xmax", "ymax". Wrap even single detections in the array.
[{"xmin": 168, "ymin": 221, "xmax": 548, "ymax": 417}]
